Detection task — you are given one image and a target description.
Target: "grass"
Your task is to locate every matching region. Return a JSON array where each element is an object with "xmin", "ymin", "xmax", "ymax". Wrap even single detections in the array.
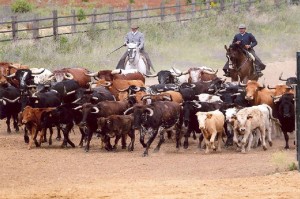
[
  {"xmin": 0, "ymin": 2, "xmax": 300, "ymax": 72},
  {"xmin": 271, "ymin": 151, "xmax": 298, "ymax": 172}
]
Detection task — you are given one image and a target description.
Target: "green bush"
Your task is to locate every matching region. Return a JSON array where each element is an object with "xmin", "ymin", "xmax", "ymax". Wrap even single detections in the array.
[
  {"xmin": 11, "ymin": 0, "xmax": 33, "ymax": 13},
  {"xmin": 82, "ymin": 0, "xmax": 89, "ymax": 2},
  {"xmin": 77, "ymin": 9, "xmax": 86, "ymax": 21},
  {"xmin": 288, "ymin": 162, "xmax": 298, "ymax": 171},
  {"xmin": 129, "ymin": 0, "xmax": 135, "ymax": 4}
]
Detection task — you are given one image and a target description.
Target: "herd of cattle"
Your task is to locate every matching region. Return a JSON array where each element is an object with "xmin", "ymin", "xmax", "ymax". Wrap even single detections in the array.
[{"xmin": 0, "ymin": 62, "xmax": 297, "ymax": 156}]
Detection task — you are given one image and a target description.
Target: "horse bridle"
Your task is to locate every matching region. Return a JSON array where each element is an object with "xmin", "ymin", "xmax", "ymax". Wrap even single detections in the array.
[{"xmin": 227, "ymin": 48, "xmax": 250, "ymax": 72}]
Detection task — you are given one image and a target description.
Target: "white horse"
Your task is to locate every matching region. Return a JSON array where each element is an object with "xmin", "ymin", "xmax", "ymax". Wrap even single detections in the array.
[{"xmin": 124, "ymin": 43, "xmax": 147, "ymax": 75}]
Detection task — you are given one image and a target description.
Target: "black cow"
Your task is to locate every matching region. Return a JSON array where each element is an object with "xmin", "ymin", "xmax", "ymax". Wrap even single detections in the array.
[
  {"xmin": 125, "ymin": 101, "xmax": 183, "ymax": 156},
  {"xmin": 279, "ymin": 72, "xmax": 297, "ymax": 86},
  {"xmin": 145, "ymin": 70, "xmax": 179, "ymax": 84},
  {"xmin": 0, "ymin": 85, "xmax": 21, "ymax": 133},
  {"xmin": 72, "ymin": 86, "xmax": 115, "ymax": 104},
  {"xmin": 274, "ymin": 93, "xmax": 295, "ymax": 149},
  {"xmin": 149, "ymin": 84, "xmax": 179, "ymax": 94},
  {"xmin": 41, "ymin": 103, "xmax": 84, "ymax": 148},
  {"xmin": 51, "ymin": 80, "xmax": 80, "ymax": 103},
  {"xmin": 77, "ymin": 101, "xmax": 131, "ymax": 152}
]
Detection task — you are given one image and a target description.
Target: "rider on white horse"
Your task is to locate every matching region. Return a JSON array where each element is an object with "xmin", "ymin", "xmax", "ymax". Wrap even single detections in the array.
[{"xmin": 116, "ymin": 24, "xmax": 154, "ymax": 74}]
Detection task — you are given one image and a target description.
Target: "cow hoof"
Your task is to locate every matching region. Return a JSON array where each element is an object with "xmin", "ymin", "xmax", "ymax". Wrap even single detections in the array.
[
  {"xmin": 269, "ymin": 141, "xmax": 273, "ymax": 147},
  {"xmin": 122, "ymin": 146, "xmax": 126, "ymax": 149},
  {"xmin": 7, "ymin": 130, "xmax": 11, "ymax": 134},
  {"xmin": 183, "ymin": 142, "xmax": 188, "ymax": 149},
  {"xmin": 263, "ymin": 146, "xmax": 267, "ymax": 151},
  {"xmin": 142, "ymin": 153, "xmax": 148, "ymax": 157},
  {"xmin": 85, "ymin": 149, "xmax": 89, "ymax": 152},
  {"xmin": 284, "ymin": 146, "xmax": 290, "ymax": 150},
  {"xmin": 70, "ymin": 143, "xmax": 76, "ymax": 148},
  {"xmin": 241, "ymin": 150, "xmax": 246, "ymax": 154},
  {"xmin": 153, "ymin": 148, "xmax": 159, "ymax": 153},
  {"xmin": 24, "ymin": 136, "xmax": 29, "ymax": 144},
  {"xmin": 56, "ymin": 137, "xmax": 61, "ymax": 141}
]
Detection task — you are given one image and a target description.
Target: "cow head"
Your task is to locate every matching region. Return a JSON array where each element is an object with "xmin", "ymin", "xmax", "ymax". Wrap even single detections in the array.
[
  {"xmin": 124, "ymin": 105, "xmax": 154, "ymax": 129},
  {"xmin": 77, "ymin": 103, "xmax": 99, "ymax": 128},
  {"xmin": 50, "ymin": 70, "xmax": 74, "ymax": 82},
  {"xmin": 145, "ymin": 70, "xmax": 178, "ymax": 84},
  {"xmin": 195, "ymin": 112, "xmax": 212, "ymax": 130},
  {"xmin": 21, "ymin": 106, "xmax": 34, "ymax": 124},
  {"xmin": 233, "ymin": 112, "xmax": 253, "ymax": 134},
  {"xmin": 267, "ymin": 84, "xmax": 294, "ymax": 96},
  {"xmin": 96, "ymin": 117, "xmax": 107, "ymax": 134},
  {"xmin": 243, "ymin": 81, "xmax": 265, "ymax": 101},
  {"xmin": 182, "ymin": 101, "xmax": 202, "ymax": 127},
  {"xmin": 277, "ymin": 93, "xmax": 295, "ymax": 118}
]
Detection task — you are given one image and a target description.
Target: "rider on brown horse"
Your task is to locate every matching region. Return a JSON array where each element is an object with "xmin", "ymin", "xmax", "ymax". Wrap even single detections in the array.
[{"xmin": 223, "ymin": 24, "xmax": 266, "ymax": 78}]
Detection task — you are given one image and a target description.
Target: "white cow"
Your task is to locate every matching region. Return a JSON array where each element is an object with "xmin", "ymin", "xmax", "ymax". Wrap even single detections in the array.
[
  {"xmin": 31, "ymin": 68, "xmax": 53, "ymax": 84},
  {"xmin": 196, "ymin": 110, "xmax": 225, "ymax": 153},
  {"xmin": 196, "ymin": 93, "xmax": 223, "ymax": 103}
]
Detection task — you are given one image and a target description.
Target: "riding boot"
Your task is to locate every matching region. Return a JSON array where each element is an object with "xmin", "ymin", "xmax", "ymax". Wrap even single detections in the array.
[
  {"xmin": 255, "ymin": 65, "xmax": 263, "ymax": 77},
  {"xmin": 223, "ymin": 61, "xmax": 231, "ymax": 77}
]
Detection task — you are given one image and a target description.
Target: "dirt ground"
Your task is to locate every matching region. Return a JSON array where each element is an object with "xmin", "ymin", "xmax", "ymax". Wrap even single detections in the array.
[{"xmin": 0, "ymin": 60, "xmax": 300, "ymax": 199}]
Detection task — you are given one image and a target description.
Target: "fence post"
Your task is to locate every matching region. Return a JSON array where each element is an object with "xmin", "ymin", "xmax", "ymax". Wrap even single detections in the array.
[
  {"xmin": 175, "ymin": 0, "xmax": 180, "ymax": 22},
  {"xmin": 32, "ymin": 14, "xmax": 39, "ymax": 40},
  {"xmin": 297, "ymin": 52, "xmax": 300, "ymax": 172},
  {"xmin": 52, "ymin": 10, "xmax": 58, "ymax": 40},
  {"xmin": 109, "ymin": 7, "xmax": 113, "ymax": 29},
  {"xmin": 191, "ymin": 0, "xmax": 196, "ymax": 18},
  {"xmin": 71, "ymin": 9, "xmax": 76, "ymax": 34},
  {"xmin": 205, "ymin": 0, "xmax": 210, "ymax": 17},
  {"xmin": 143, "ymin": 4, "xmax": 149, "ymax": 18},
  {"xmin": 160, "ymin": 0, "xmax": 165, "ymax": 21},
  {"xmin": 11, "ymin": 16, "xmax": 18, "ymax": 42},
  {"xmin": 220, "ymin": 0, "xmax": 225, "ymax": 12},
  {"xmin": 127, "ymin": 4, "xmax": 131, "ymax": 28},
  {"xmin": 91, "ymin": 8, "xmax": 97, "ymax": 27},
  {"xmin": 247, "ymin": 0, "xmax": 252, "ymax": 10}
]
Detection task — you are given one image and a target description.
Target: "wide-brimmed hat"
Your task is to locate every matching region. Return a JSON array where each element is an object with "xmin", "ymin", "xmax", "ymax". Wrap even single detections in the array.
[
  {"xmin": 238, "ymin": 24, "xmax": 246, "ymax": 29},
  {"xmin": 131, "ymin": 24, "xmax": 139, "ymax": 29}
]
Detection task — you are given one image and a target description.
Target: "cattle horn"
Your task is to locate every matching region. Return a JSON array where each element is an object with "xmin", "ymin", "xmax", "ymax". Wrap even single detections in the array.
[
  {"xmin": 31, "ymin": 92, "xmax": 38, "ymax": 98},
  {"xmin": 66, "ymin": 90, "xmax": 76, "ymax": 95},
  {"xmin": 124, "ymin": 107, "xmax": 134, "ymax": 115},
  {"xmin": 141, "ymin": 95, "xmax": 151, "ymax": 101},
  {"xmin": 100, "ymin": 81, "xmax": 112, "ymax": 87},
  {"xmin": 116, "ymin": 87, "xmax": 129, "ymax": 92},
  {"xmin": 27, "ymin": 85, "xmax": 37, "ymax": 88},
  {"xmin": 162, "ymin": 96, "xmax": 172, "ymax": 101},
  {"xmin": 192, "ymin": 102, "xmax": 202, "ymax": 109},
  {"xmin": 143, "ymin": 73, "xmax": 158, "ymax": 77},
  {"xmin": 85, "ymin": 72, "xmax": 98, "ymax": 77},
  {"xmin": 171, "ymin": 67, "xmax": 182, "ymax": 75},
  {"xmin": 279, "ymin": 72, "xmax": 287, "ymax": 81},
  {"xmin": 111, "ymin": 69, "xmax": 122, "ymax": 75},
  {"xmin": 131, "ymin": 86, "xmax": 140, "ymax": 92},
  {"xmin": 73, "ymin": 105, "xmax": 82, "ymax": 110},
  {"xmin": 91, "ymin": 107, "xmax": 99, "ymax": 114},
  {"xmin": 92, "ymin": 97, "xmax": 99, "ymax": 100},
  {"xmin": 72, "ymin": 98, "xmax": 81, "ymax": 104},
  {"xmin": 271, "ymin": 95, "xmax": 282, "ymax": 100},
  {"xmin": 31, "ymin": 68, "xmax": 45, "ymax": 76},
  {"xmin": 2, "ymin": 96, "xmax": 20, "ymax": 103},
  {"xmin": 267, "ymin": 85, "xmax": 275, "ymax": 89},
  {"xmin": 190, "ymin": 84, "xmax": 196, "ymax": 88},
  {"xmin": 224, "ymin": 45, "xmax": 228, "ymax": 51},
  {"xmin": 157, "ymin": 89, "xmax": 164, "ymax": 92},
  {"xmin": 202, "ymin": 69, "xmax": 218, "ymax": 75},
  {"xmin": 0, "ymin": 99, "xmax": 7, "ymax": 105},
  {"xmin": 3, "ymin": 73, "xmax": 16, "ymax": 78},
  {"xmin": 145, "ymin": 108, "xmax": 154, "ymax": 116},
  {"xmin": 64, "ymin": 73, "xmax": 74, "ymax": 80},
  {"xmin": 238, "ymin": 81, "xmax": 247, "ymax": 87}
]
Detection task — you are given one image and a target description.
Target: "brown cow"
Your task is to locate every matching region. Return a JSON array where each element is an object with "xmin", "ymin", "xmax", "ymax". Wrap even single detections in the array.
[
  {"xmin": 241, "ymin": 80, "xmax": 275, "ymax": 108},
  {"xmin": 140, "ymin": 91, "xmax": 183, "ymax": 104},
  {"xmin": 21, "ymin": 106, "xmax": 54, "ymax": 149},
  {"xmin": 85, "ymin": 69, "xmax": 145, "ymax": 83},
  {"xmin": 97, "ymin": 115, "xmax": 135, "ymax": 151},
  {"xmin": 267, "ymin": 84, "xmax": 294, "ymax": 96},
  {"xmin": 0, "ymin": 62, "xmax": 29, "ymax": 86},
  {"xmin": 49, "ymin": 68, "xmax": 91, "ymax": 88},
  {"xmin": 96, "ymin": 79, "xmax": 145, "ymax": 100},
  {"xmin": 174, "ymin": 66, "xmax": 218, "ymax": 83}
]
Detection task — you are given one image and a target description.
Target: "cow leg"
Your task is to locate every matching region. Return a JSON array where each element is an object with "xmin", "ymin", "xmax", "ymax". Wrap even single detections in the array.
[
  {"xmin": 283, "ymin": 131, "xmax": 289, "ymax": 149},
  {"xmin": 192, "ymin": 131, "xmax": 197, "ymax": 140},
  {"xmin": 38, "ymin": 130, "xmax": 45, "ymax": 147},
  {"xmin": 233, "ymin": 129, "xmax": 241, "ymax": 150},
  {"xmin": 78, "ymin": 127, "xmax": 85, "ymax": 147},
  {"xmin": 267, "ymin": 125, "xmax": 272, "ymax": 147},
  {"xmin": 143, "ymin": 130, "xmax": 159, "ymax": 157},
  {"xmin": 204, "ymin": 136, "xmax": 210, "ymax": 154},
  {"xmin": 224, "ymin": 124, "xmax": 233, "ymax": 147},
  {"xmin": 216, "ymin": 132, "xmax": 223, "ymax": 152},
  {"xmin": 13, "ymin": 114, "xmax": 19, "ymax": 133},
  {"xmin": 56, "ymin": 127, "xmax": 61, "ymax": 141},
  {"xmin": 175, "ymin": 127, "xmax": 182, "ymax": 149},
  {"xmin": 183, "ymin": 128, "xmax": 192, "ymax": 149},
  {"xmin": 252, "ymin": 130, "xmax": 260, "ymax": 148},
  {"xmin": 113, "ymin": 135, "xmax": 121, "ymax": 151},
  {"xmin": 210, "ymin": 131, "xmax": 217, "ymax": 151},
  {"xmin": 259, "ymin": 127, "xmax": 267, "ymax": 151},
  {"xmin": 84, "ymin": 130, "xmax": 93, "ymax": 152},
  {"xmin": 33, "ymin": 127, "xmax": 41, "ymax": 147},
  {"xmin": 24, "ymin": 127, "xmax": 29, "ymax": 144},
  {"xmin": 246, "ymin": 133, "xmax": 254, "ymax": 152},
  {"xmin": 62, "ymin": 124, "xmax": 75, "ymax": 148},
  {"xmin": 6, "ymin": 115, "xmax": 11, "ymax": 133},
  {"xmin": 43, "ymin": 129, "xmax": 48, "ymax": 143},
  {"xmin": 154, "ymin": 130, "xmax": 165, "ymax": 152},
  {"xmin": 198, "ymin": 133, "xmax": 204, "ymax": 149},
  {"xmin": 128, "ymin": 129, "xmax": 135, "ymax": 152},
  {"xmin": 48, "ymin": 127, "xmax": 53, "ymax": 145},
  {"xmin": 139, "ymin": 129, "xmax": 147, "ymax": 148},
  {"xmin": 105, "ymin": 137, "xmax": 113, "ymax": 151},
  {"xmin": 28, "ymin": 127, "xmax": 34, "ymax": 150},
  {"xmin": 241, "ymin": 131, "xmax": 251, "ymax": 153},
  {"xmin": 121, "ymin": 134, "xmax": 127, "ymax": 149}
]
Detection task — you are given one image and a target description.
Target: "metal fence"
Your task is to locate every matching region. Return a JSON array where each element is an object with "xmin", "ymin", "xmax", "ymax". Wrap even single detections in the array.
[{"xmin": 0, "ymin": 0, "xmax": 293, "ymax": 42}]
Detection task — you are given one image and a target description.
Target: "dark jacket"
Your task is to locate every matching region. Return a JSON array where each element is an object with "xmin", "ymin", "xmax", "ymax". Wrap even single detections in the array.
[{"xmin": 232, "ymin": 32, "xmax": 257, "ymax": 48}]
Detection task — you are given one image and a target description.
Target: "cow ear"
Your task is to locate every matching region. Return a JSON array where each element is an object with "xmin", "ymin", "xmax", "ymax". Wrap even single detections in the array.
[
  {"xmin": 231, "ymin": 114, "xmax": 237, "ymax": 120},
  {"xmin": 247, "ymin": 114, "xmax": 253, "ymax": 119},
  {"xmin": 206, "ymin": 113, "xmax": 213, "ymax": 119}
]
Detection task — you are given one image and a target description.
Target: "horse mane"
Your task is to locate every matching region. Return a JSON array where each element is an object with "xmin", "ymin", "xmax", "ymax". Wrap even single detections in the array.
[{"xmin": 229, "ymin": 43, "xmax": 244, "ymax": 53}]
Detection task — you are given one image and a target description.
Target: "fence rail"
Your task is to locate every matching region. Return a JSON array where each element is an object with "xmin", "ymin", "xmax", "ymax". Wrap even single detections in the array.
[{"xmin": 0, "ymin": 0, "xmax": 293, "ymax": 42}]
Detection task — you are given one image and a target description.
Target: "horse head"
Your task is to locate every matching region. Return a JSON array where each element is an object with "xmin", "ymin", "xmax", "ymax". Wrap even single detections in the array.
[
  {"xmin": 127, "ymin": 43, "xmax": 139, "ymax": 62},
  {"xmin": 227, "ymin": 43, "xmax": 244, "ymax": 60}
]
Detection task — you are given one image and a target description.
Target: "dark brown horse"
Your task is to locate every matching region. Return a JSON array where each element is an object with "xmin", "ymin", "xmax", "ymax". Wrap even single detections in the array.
[{"xmin": 225, "ymin": 44, "xmax": 259, "ymax": 83}]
